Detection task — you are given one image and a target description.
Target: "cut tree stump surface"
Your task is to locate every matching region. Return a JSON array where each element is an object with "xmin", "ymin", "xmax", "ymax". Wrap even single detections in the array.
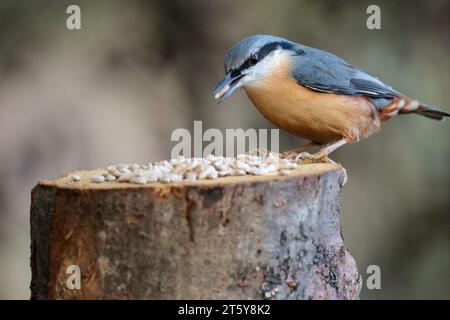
[{"xmin": 30, "ymin": 162, "xmax": 361, "ymax": 299}]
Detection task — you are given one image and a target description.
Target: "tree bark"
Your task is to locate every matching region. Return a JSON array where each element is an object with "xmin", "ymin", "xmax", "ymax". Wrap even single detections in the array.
[{"xmin": 30, "ymin": 163, "xmax": 361, "ymax": 299}]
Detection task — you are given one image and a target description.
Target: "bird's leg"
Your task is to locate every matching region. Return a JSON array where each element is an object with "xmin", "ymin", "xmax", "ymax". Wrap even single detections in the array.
[
  {"xmin": 282, "ymin": 141, "xmax": 317, "ymax": 159},
  {"xmin": 296, "ymin": 139, "xmax": 347, "ymax": 163}
]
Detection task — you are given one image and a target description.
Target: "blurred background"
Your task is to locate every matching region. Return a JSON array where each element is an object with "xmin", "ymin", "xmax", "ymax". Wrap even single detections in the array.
[{"xmin": 0, "ymin": 0, "xmax": 448, "ymax": 299}]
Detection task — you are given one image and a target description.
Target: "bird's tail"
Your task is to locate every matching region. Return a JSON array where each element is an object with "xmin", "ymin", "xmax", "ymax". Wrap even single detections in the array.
[
  {"xmin": 414, "ymin": 104, "xmax": 450, "ymax": 121},
  {"xmin": 380, "ymin": 97, "xmax": 450, "ymax": 122}
]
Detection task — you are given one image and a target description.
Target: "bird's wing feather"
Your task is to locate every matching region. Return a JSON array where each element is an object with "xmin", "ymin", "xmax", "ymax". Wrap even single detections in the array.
[{"xmin": 289, "ymin": 44, "xmax": 401, "ymax": 99}]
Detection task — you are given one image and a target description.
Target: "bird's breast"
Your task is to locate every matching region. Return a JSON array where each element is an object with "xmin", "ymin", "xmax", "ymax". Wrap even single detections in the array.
[{"xmin": 244, "ymin": 56, "xmax": 380, "ymax": 144}]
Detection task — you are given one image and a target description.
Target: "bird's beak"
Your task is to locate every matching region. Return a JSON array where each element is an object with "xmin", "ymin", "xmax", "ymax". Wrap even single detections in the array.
[{"xmin": 212, "ymin": 71, "xmax": 245, "ymax": 102}]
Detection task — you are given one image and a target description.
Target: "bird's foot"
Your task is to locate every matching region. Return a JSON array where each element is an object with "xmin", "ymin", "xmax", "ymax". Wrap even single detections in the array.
[
  {"xmin": 294, "ymin": 151, "xmax": 335, "ymax": 164},
  {"xmin": 282, "ymin": 142, "xmax": 317, "ymax": 159}
]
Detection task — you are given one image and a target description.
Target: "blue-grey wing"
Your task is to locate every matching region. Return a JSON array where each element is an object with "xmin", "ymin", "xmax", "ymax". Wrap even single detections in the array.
[{"xmin": 289, "ymin": 44, "xmax": 401, "ymax": 100}]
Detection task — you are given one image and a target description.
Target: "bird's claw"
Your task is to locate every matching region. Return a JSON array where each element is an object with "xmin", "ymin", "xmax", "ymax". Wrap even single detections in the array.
[
  {"xmin": 294, "ymin": 152, "xmax": 311, "ymax": 162},
  {"xmin": 295, "ymin": 152, "xmax": 335, "ymax": 164}
]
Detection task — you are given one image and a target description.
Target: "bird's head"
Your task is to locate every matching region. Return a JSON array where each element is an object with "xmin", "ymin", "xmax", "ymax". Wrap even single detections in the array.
[{"xmin": 213, "ymin": 35, "xmax": 297, "ymax": 102}]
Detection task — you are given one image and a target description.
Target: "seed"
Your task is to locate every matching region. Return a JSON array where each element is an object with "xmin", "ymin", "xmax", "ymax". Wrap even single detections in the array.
[
  {"xmin": 277, "ymin": 159, "xmax": 289, "ymax": 169},
  {"xmin": 130, "ymin": 164, "xmax": 141, "ymax": 172},
  {"xmin": 158, "ymin": 165, "xmax": 171, "ymax": 174},
  {"xmin": 159, "ymin": 175, "xmax": 171, "ymax": 183},
  {"xmin": 265, "ymin": 152, "xmax": 278, "ymax": 164},
  {"xmin": 117, "ymin": 172, "xmax": 138, "ymax": 182},
  {"xmin": 118, "ymin": 168, "xmax": 132, "ymax": 175},
  {"xmin": 172, "ymin": 166, "xmax": 188, "ymax": 175},
  {"xmin": 170, "ymin": 173, "xmax": 183, "ymax": 182},
  {"xmin": 233, "ymin": 160, "xmax": 252, "ymax": 172},
  {"xmin": 144, "ymin": 174, "xmax": 159, "ymax": 182},
  {"xmin": 214, "ymin": 84, "xmax": 230, "ymax": 99},
  {"xmin": 130, "ymin": 176, "xmax": 147, "ymax": 184},
  {"xmin": 107, "ymin": 166, "xmax": 122, "ymax": 177},
  {"xmin": 232, "ymin": 169, "xmax": 246, "ymax": 176},
  {"xmin": 160, "ymin": 173, "xmax": 182, "ymax": 183},
  {"xmin": 70, "ymin": 175, "xmax": 81, "ymax": 182},
  {"xmin": 209, "ymin": 170, "xmax": 218, "ymax": 179},
  {"xmin": 254, "ymin": 164, "xmax": 277, "ymax": 175},
  {"xmin": 185, "ymin": 172, "xmax": 197, "ymax": 182},
  {"xmin": 198, "ymin": 168, "xmax": 208, "ymax": 179},
  {"xmin": 193, "ymin": 164, "xmax": 205, "ymax": 174},
  {"xmin": 116, "ymin": 164, "xmax": 129, "ymax": 171},
  {"xmin": 245, "ymin": 166, "xmax": 259, "ymax": 175},
  {"xmin": 218, "ymin": 168, "xmax": 232, "ymax": 177},
  {"xmin": 161, "ymin": 160, "xmax": 173, "ymax": 169},
  {"xmin": 105, "ymin": 174, "xmax": 116, "ymax": 181},
  {"xmin": 213, "ymin": 162, "xmax": 228, "ymax": 172},
  {"xmin": 91, "ymin": 175, "xmax": 105, "ymax": 183},
  {"xmin": 278, "ymin": 159, "xmax": 297, "ymax": 170},
  {"xmin": 198, "ymin": 166, "xmax": 216, "ymax": 179},
  {"xmin": 97, "ymin": 152, "xmax": 301, "ymax": 184},
  {"xmin": 248, "ymin": 160, "xmax": 261, "ymax": 167}
]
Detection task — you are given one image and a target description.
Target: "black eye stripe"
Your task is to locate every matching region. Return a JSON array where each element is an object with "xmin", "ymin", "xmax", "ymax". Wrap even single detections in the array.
[
  {"xmin": 230, "ymin": 69, "xmax": 240, "ymax": 77},
  {"xmin": 258, "ymin": 42, "xmax": 280, "ymax": 60},
  {"xmin": 238, "ymin": 54, "xmax": 258, "ymax": 71},
  {"xmin": 235, "ymin": 41, "xmax": 305, "ymax": 73},
  {"xmin": 259, "ymin": 41, "xmax": 305, "ymax": 59}
]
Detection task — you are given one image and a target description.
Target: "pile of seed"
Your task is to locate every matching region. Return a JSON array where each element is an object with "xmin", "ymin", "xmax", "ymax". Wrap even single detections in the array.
[{"xmin": 71, "ymin": 152, "xmax": 305, "ymax": 185}]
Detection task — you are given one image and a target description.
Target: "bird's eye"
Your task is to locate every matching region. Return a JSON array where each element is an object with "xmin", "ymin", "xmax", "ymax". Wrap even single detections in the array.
[{"xmin": 248, "ymin": 55, "xmax": 258, "ymax": 66}]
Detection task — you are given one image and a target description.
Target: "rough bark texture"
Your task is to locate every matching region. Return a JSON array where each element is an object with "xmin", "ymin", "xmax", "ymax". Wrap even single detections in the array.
[{"xmin": 30, "ymin": 163, "xmax": 361, "ymax": 300}]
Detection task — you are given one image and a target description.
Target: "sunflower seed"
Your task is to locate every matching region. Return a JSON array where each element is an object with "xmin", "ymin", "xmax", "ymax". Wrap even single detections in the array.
[
  {"xmin": 105, "ymin": 174, "xmax": 116, "ymax": 181},
  {"xmin": 70, "ymin": 175, "xmax": 81, "ymax": 182},
  {"xmin": 232, "ymin": 169, "xmax": 246, "ymax": 176},
  {"xmin": 130, "ymin": 176, "xmax": 148, "ymax": 184},
  {"xmin": 90, "ymin": 150, "xmax": 302, "ymax": 184},
  {"xmin": 185, "ymin": 172, "xmax": 197, "ymax": 182},
  {"xmin": 117, "ymin": 172, "xmax": 139, "ymax": 182},
  {"xmin": 91, "ymin": 175, "xmax": 105, "ymax": 183},
  {"xmin": 198, "ymin": 166, "xmax": 217, "ymax": 180},
  {"xmin": 130, "ymin": 164, "xmax": 142, "ymax": 172},
  {"xmin": 118, "ymin": 168, "xmax": 132, "ymax": 175},
  {"xmin": 116, "ymin": 164, "xmax": 129, "ymax": 171}
]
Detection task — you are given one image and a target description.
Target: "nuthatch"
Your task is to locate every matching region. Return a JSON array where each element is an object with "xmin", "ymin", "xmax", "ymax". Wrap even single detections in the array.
[{"xmin": 213, "ymin": 35, "xmax": 449, "ymax": 160}]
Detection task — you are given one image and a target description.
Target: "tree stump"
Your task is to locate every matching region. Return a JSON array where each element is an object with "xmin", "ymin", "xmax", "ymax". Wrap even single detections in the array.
[{"xmin": 30, "ymin": 162, "xmax": 361, "ymax": 299}]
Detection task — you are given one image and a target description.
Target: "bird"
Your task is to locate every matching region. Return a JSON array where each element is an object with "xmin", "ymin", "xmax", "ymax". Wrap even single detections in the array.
[{"xmin": 212, "ymin": 35, "xmax": 449, "ymax": 161}]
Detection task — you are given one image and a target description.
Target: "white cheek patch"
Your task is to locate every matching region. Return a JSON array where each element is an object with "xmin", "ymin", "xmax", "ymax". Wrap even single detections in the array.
[{"xmin": 243, "ymin": 49, "xmax": 286, "ymax": 86}]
